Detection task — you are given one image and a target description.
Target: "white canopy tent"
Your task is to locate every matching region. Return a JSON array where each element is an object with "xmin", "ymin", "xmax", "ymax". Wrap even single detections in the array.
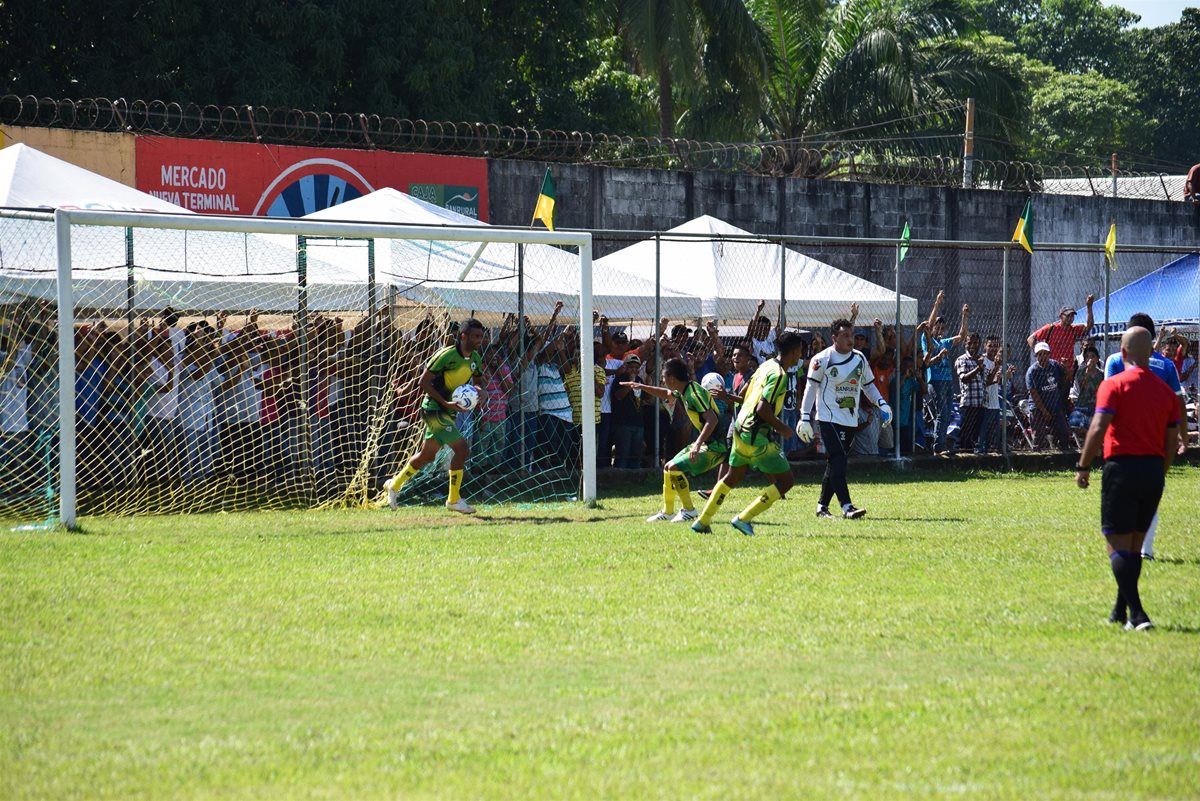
[
  {"xmin": 302, "ymin": 188, "xmax": 700, "ymax": 319},
  {"xmin": 594, "ymin": 216, "xmax": 919, "ymax": 327},
  {"xmin": 0, "ymin": 143, "xmax": 366, "ymax": 312}
]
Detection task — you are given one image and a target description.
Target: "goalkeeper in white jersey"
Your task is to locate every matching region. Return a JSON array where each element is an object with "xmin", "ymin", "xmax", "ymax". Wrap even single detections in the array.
[{"xmin": 797, "ymin": 317, "xmax": 893, "ymax": 519}]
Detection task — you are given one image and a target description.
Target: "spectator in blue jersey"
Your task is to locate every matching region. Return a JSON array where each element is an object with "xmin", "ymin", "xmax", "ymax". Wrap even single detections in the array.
[
  {"xmin": 1103, "ymin": 312, "xmax": 1186, "ymax": 560},
  {"xmin": 921, "ymin": 291, "xmax": 970, "ymax": 454},
  {"xmin": 1026, "ymin": 342, "xmax": 1073, "ymax": 451}
]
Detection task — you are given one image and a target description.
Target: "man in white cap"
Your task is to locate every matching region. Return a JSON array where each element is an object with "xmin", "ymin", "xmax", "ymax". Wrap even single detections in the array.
[{"xmin": 1026, "ymin": 341, "xmax": 1073, "ymax": 450}]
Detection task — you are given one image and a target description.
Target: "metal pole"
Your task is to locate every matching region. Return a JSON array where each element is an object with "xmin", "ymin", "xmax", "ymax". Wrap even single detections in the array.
[
  {"xmin": 1111, "ymin": 153, "xmax": 1118, "ymax": 199},
  {"xmin": 962, "ymin": 98, "xmax": 976, "ymax": 189},
  {"xmin": 779, "ymin": 241, "xmax": 787, "ymax": 330},
  {"xmin": 125, "ymin": 228, "xmax": 135, "ymax": 367},
  {"xmin": 297, "ymin": 236, "xmax": 312, "ymax": 482},
  {"xmin": 1103, "ymin": 225, "xmax": 1111, "ymax": 360},
  {"xmin": 1001, "ymin": 245, "xmax": 1010, "ymax": 470},
  {"xmin": 518, "ymin": 244, "xmax": 526, "ymax": 471},
  {"xmin": 54, "ymin": 211, "xmax": 77, "ymax": 529},
  {"xmin": 367, "ymin": 239, "xmax": 380, "ymax": 417},
  {"xmin": 894, "ymin": 242, "xmax": 902, "ymax": 462},
  {"xmin": 579, "ymin": 239, "xmax": 596, "ymax": 504},
  {"xmin": 653, "ymin": 234, "xmax": 661, "ymax": 469}
]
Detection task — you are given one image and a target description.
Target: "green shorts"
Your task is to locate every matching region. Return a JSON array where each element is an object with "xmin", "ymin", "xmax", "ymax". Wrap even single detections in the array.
[
  {"xmin": 666, "ymin": 440, "xmax": 728, "ymax": 476},
  {"xmin": 729, "ymin": 432, "xmax": 789, "ymax": 475},
  {"xmin": 421, "ymin": 407, "xmax": 463, "ymax": 445}
]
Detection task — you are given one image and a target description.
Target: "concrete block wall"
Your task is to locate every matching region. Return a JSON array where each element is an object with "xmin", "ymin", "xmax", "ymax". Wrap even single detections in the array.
[{"xmin": 488, "ymin": 159, "xmax": 1200, "ymax": 352}]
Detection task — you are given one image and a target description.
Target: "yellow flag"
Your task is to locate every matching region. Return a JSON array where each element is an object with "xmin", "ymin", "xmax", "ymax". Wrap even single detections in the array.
[
  {"xmin": 1011, "ymin": 199, "xmax": 1033, "ymax": 254},
  {"xmin": 1104, "ymin": 223, "xmax": 1117, "ymax": 270},
  {"xmin": 532, "ymin": 168, "xmax": 555, "ymax": 232}
]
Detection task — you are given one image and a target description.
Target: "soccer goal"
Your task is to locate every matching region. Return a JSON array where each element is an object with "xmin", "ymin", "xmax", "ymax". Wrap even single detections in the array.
[{"xmin": 0, "ymin": 208, "xmax": 594, "ymax": 529}]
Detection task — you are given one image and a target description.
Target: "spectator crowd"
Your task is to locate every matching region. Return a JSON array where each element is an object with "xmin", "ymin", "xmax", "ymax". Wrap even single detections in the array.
[{"xmin": 0, "ymin": 291, "xmax": 1195, "ymax": 502}]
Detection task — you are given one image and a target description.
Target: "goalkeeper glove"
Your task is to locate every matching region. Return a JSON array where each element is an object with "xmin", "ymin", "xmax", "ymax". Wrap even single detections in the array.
[
  {"xmin": 877, "ymin": 401, "xmax": 893, "ymax": 428},
  {"xmin": 796, "ymin": 420, "xmax": 814, "ymax": 443}
]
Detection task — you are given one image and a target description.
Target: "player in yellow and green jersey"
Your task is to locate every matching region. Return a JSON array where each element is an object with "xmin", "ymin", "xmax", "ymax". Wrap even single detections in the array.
[
  {"xmin": 621, "ymin": 357, "xmax": 727, "ymax": 523},
  {"xmin": 692, "ymin": 332, "xmax": 806, "ymax": 536},
  {"xmin": 383, "ymin": 318, "xmax": 485, "ymax": 514}
]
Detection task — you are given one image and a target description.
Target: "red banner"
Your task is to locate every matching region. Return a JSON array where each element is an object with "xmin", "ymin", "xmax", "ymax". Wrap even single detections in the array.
[{"xmin": 135, "ymin": 136, "xmax": 488, "ymax": 220}]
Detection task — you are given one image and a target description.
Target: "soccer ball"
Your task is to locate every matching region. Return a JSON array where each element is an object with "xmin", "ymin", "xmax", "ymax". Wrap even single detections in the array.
[
  {"xmin": 700, "ymin": 372, "xmax": 724, "ymax": 394},
  {"xmin": 451, "ymin": 384, "xmax": 480, "ymax": 412}
]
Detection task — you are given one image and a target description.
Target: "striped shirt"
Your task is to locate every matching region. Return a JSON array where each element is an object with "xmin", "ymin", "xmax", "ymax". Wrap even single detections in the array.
[{"xmin": 537, "ymin": 363, "xmax": 572, "ymax": 423}]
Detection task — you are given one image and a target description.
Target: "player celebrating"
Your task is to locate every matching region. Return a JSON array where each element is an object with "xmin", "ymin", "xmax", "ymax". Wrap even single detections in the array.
[
  {"xmin": 797, "ymin": 318, "xmax": 892, "ymax": 519},
  {"xmin": 383, "ymin": 318, "xmax": 486, "ymax": 514},
  {"xmin": 622, "ymin": 358, "xmax": 726, "ymax": 522},
  {"xmin": 691, "ymin": 332, "xmax": 806, "ymax": 536}
]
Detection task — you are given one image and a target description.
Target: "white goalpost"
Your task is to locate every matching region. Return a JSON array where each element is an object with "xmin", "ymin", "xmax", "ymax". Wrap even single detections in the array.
[{"xmin": 37, "ymin": 208, "xmax": 595, "ymax": 529}]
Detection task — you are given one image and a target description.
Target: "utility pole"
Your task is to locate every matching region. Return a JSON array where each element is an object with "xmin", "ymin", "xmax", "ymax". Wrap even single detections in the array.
[{"xmin": 962, "ymin": 98, "xmax": 976, "ymax": 189}]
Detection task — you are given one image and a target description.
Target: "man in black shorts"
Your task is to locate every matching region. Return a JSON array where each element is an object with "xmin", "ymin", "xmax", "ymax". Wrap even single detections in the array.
[{"xmin": 1075, "ymin": 327, "xmax": 1180, "ymax": 631}]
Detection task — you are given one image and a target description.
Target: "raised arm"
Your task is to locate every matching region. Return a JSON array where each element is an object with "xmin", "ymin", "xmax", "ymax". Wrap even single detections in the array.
[
  {"xmin": 747, "ymin": 300, "xmax": 766, "ymax": 342},
  {"xmin": 871, "ymin": 318, "xmax": 885, "ymax": 361},
  {"xmin": 951, "ymin": 303, "xmax": 970, "ymax": 346},
  {"xmin": 926, "ymin": 290, "xmax": 944, "ymax": 330},
  {"xmin": 1083, "ymin": 294, "xmax": 1095, "ymax": 333}
]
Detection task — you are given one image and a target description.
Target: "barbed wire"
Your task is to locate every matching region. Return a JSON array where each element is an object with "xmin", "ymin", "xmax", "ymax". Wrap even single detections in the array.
[{"xmin": 0, "ymin": 95, "xmax": 1184, "ymax": 200}]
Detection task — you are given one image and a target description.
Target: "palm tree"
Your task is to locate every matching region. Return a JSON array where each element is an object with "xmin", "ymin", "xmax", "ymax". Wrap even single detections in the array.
[
  {"xmin": 611, "ymin": 0, "xmax": 772, "ymax": 139},
  {"xmin": 748, "ymin": 0, "xmax": 1023, "ymax": 175}
]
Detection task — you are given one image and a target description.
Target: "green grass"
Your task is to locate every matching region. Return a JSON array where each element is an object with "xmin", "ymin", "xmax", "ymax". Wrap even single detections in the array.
[{"xmin": 2, "ymin": 467, "xmax": 1199, "ymax": 800}]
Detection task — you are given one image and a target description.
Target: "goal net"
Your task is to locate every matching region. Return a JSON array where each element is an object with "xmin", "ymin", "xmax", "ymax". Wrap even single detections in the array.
[{"xmin": 0, "ymin": 209, "xmax": 595, "ymax": 528}]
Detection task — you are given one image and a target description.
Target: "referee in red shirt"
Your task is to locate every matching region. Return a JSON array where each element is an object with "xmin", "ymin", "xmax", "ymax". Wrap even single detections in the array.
[{"xmin": 1076, "ymin": 327, "xmax": 1180, "ymax": 631}]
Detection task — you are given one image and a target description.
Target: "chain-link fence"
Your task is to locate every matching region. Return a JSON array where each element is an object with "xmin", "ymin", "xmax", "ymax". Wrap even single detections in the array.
[{"xmin": 1, "ymin": 208, "xmax": 1196, "ymax": 527}]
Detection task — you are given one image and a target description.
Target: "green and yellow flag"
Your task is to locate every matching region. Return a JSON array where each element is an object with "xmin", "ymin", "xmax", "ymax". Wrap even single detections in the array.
[
  {"xmin": 1104, "ymin": 223, "xmax": 1117, "ymax": 269},
  {"xmin": 1012, "ymin": 199, "xmax": 1033, "ymax": 254},
  {"xmin": 532, "ymin": 168, "xmax": 555, "ymax": 231},
  {"xmin": 899, "ymin": 220, "xmax": 911, "ymax": 263}
]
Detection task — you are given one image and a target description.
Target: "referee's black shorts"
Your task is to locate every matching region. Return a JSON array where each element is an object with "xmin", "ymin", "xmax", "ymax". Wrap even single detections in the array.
[{"xmin": 1100, "ymin": 455, "xmax": 1165, "ymax": 536}]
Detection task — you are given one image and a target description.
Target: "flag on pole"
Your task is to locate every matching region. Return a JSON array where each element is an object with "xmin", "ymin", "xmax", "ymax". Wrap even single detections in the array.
[
  {"xmin": 1011, "ymin": 199, "xmax": 1033, "ymax": 254},
  {"xmin": 1104, "ymin": 223, "xmax": 1117, "ymax": 269},
  {"xmin": 899, "ymin": 220, "xmax": 911, "ymax": 263},
  {"xmin": 532, "ymin": 168, "xmax": 556, "ymax": 231}
]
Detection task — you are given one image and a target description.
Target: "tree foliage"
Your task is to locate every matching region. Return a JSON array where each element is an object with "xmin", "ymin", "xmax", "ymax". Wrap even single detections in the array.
[{"xmin": 0, "ymin": 0, "xmax": 1193, "ymax": 168}]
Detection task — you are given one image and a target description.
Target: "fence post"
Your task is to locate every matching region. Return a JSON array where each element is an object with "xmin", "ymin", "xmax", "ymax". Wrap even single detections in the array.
[
  {"xmin": 296, "ymin": 235, "xmax": 313, "ymax": 485},
  {"xmin": 653, "ymin": 234, "xmax": 661, "ymax": 469},
  {"xmin": 518, "ymin": 244, "xmax": 526, "ymax": 472},
  {"xmin": 125, "ymin": 227, "xmax": 135, "ymax": 369},
  {"xmin": 778, "ymin": 241, "xmax": 787, "ymax": 330},
  {"xmin": 1001, "ymin": 244, "xmax": 1011, "ymax": 471},
  {"xmin": 894, "ymin": 241, "xmax": 903, "ymax": 463}
]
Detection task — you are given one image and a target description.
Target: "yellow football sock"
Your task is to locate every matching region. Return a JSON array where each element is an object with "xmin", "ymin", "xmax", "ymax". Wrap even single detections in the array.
[
  {"xmin": 387, "ymin": 463, "xmax": 419, "ymax": 492},
  {"xmin": 670, "ymin": 471, "xmax": 693, "ymax": 511},
  {"xmin": 661, "ymin": 472, "xmax": 676, "ymax": 515},
  {"xmin": 447, "ymin": 469, "xmax": 463, "ymax": 504},
  {"xmin": 698, "ymin": 480, "xmax": 733, "ymax": 526},
  {"xmin": 739, "ymin": 484, "xmax": 782, "ymax": 523}
]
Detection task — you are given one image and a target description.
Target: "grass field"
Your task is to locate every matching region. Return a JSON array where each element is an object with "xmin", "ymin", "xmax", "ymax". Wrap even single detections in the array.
[{"xmin": 2, "ymin": 466, "xmax": 1199, "ymax": 800}]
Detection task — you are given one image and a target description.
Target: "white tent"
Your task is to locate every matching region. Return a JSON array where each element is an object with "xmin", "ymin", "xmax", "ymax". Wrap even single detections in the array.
[
  {"xmin": 0, "ymin": 143, "xmax": 365, "ymax": 312},
  {"xmin": 302, "ymin": 187, "xmax": 700, "ymax": 319},
  {"xmin": 594, "ymin": 216, "xmax": 919, "ymax": 327}
]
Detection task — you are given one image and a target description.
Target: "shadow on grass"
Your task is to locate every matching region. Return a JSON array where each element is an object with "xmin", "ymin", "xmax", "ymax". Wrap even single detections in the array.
[
  {"xmin": 1154, "ymin": 556, "xmax": 1200, "ymax": 566},
  {"xmin": 1158, "ymin": 624, "xmax": 1200, "ymax": 635}
]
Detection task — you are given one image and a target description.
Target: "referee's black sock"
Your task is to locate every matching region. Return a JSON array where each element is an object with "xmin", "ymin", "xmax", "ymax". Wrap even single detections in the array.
[{"xmin": 1110, "ymin": 551, "xmax": 1146, "ymax": 622}]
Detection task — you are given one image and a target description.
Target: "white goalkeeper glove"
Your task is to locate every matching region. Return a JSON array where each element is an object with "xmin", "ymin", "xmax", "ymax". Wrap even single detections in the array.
[
  {"xmin": 877, "ymin": 401, "xmax": 893, "ymax": 428},
  {"xmin": 796, "ymin": 419, "xmax": 814, "ymax": 443}
]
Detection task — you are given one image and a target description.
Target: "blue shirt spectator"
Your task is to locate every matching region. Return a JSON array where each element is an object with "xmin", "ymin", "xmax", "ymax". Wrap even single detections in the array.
[
  {"xmin": 1104, "ymin": 351, "xmax": 1182, "ymax": 393},
  {"xmin": 1026, "ymin": 358, "xmax": 1066, "ymax": 412}
]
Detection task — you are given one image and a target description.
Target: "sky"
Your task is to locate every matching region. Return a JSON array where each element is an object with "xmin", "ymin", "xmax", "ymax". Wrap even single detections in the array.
[{"xmin": 1103, "ymin": 0, "xmax": 1196, "ymax": 27}]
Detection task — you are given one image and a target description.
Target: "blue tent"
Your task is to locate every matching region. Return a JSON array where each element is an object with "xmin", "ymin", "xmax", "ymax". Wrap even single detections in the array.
[{"xmin": 1090, "ymin": 253, "xmax": 1200, "ymax": 335}]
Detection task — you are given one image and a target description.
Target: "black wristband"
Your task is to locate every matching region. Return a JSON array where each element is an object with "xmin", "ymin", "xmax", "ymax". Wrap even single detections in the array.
[{"xmin": 1075, "ymin": 464, "xmax": 1091, "ymax": 471}]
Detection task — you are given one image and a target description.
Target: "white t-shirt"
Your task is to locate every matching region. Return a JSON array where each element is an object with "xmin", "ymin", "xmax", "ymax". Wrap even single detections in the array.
[
  {"xmin": 0, "ymin": 346, "xmax": 30, "ymax": 434},
  {"xmin": 600, "ymin": 356, "xmax": 624, "ymax": 414},
  {"xmin": 1181, "ymin": 356, "xmax": 1197, "ymax": 391},
  {"xmin": 179, "ymin": 363, "xmax": 221, "ymax": 432},
  {"xmin": 146, "ymin": 357, "xmax": 177, "ymax": 420},
  {"xmin": 805, "ymin": 346, "xmax": 874, "ymax": 427},
  {"xmin": 225, "ymin": 364, "xmax": 263, "ymax": 424},
  {"xmin": 751, "ymin": 330, "xmax": 777, "ymax": 365},
  {"xmin": 983, "ymin": 357, "xmax": 1001, "ymax": 410}
]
